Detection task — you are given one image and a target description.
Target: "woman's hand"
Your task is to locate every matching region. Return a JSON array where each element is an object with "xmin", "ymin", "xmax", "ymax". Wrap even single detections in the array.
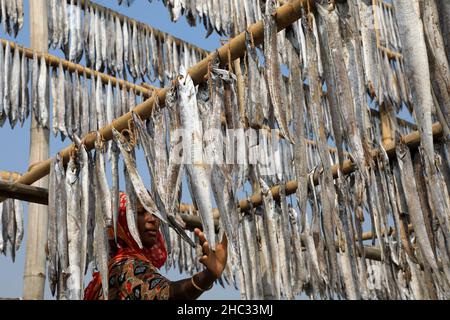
[{"xmin": 194, "ymin": 228, "xmax": 228, "ymax": 280}]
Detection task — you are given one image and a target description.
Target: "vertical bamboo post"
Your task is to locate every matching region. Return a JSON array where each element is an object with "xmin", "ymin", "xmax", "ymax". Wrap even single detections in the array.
[
  {"xmin": 380, "ymin": 102, "xmax": 394, "ymax": 147},
  {"xmin": 23, "ymin": 0, "xmax": 50, "ymax": 300}
]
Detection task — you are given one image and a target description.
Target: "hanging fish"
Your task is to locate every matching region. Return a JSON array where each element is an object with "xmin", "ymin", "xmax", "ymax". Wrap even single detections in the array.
[
  {"xmin": 177, "ymin": 66, "xmax": 217, "ymax": 250},
  {"xmin": 56, "ymin": 62, "xmax": 67, "ymax": 138},
  {"xmin": 263, "ymin": 0, "xmax": 294, "ymax": 144},
  {"xmin": 31, "ymin": 52, "xmax": 39, "ymax": 124},
  {"xmin": 0, "ymin": 41, "xmax": 5, "ymax": 127},
  {"xmin": 38, "ymin": 56, "xmax": 49, "ymax": 129},
  {"xmin": 8, "ymin": 44, "xmax": 20, "ymax": 129},
  {"xmin": 19, "ymin": 49, "xmax": 28, "ymax": 127},
  {"xmin": 3, "ymin": 41, "xmax": 11, "ymax": 126},
  {"xmin": 94, "ymin": 133, "xmax": 112, "ymax": 228},
  {"xmin": 65, "ymin": 149, "xmax": 82, "ymax": 300}
]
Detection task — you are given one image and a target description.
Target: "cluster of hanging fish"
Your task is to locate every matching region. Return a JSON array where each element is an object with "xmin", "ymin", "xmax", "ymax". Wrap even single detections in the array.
[
  {"xmin": 0, "ymin": 195, "xmax": 24, "ymax": 263},
  {"xmin": 0, "ymin": 41, "xmax": 30, "ymax": 129},
  {"xmin": 0, "ymin": 0, "xmax": 23, "ymax": 37},
  {"xmin": 226, "ymin": 0, "xmax": 450, "ymax": 300},
  {"xmin": 44, "ymin": 0, "xmax": 450, "ymax": 300},
  {"xmin": 118, "ymin": 0, "xmax": 264, "ymax": 37},
  {"xmin": 0, "ymin": 38, "xmax": 149, "ymax": 140},
  {"xmin": 47, "ymin": 0, "xmax": 207, "ymax": 85}
]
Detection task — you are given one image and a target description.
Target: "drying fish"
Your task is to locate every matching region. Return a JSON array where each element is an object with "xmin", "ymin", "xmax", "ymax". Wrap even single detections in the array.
[
  {"xmin": 47, "ymin": 155, "xmax": 59, "ymax": 296},
  {"xmin": 93, "ymin": 167, "xmax": 110, "ymax": 300},
  {"xmin": 263, "ymin": 0, "xmax": 294, "ymax": 144},
  {"xmin": 395, "ymin": 135, "xmax": 450, "ymax": 293},
  {"xmin": 38, "ymin": 56, "xmax": 49, "ymax": 129},
  {"xmin": 9, "ymin": 45, "xmax": 20, "ymax": 129},
  {"xmin": 259, "ymin": 178, "xmax": 281, "ymax": 300},
  {"xmin": 19, "ymin": 48, "xmax": 28, "ymax": 127},
  {"xmin": 177, "ymin": 66, "xmax": 216, "ymax": 250},
  {"xmin": 31, "ymin": 52, "xmax": 39, "ymax": 123},
  {"xmin": 56, "ymin": 153, "xmax": 69, "ymax": 300},
  {"xmin": 113, "ymin": 127, "xmax": 167, "ymax": 226},
  {"xmin": 65, "ymin": 150, "xmax": 82, "ymax": 300},
  {"xmin": 0, "ymin": 41, "xmax": 4, "ymax": 127},
  {"xmin": 393, "ymin": 0, "xmax": 435, "ymax": 163},
  {"xmin": 94, "ymin": 133, "xmax": 112, "ymax": 227},
  {"xmin": 3, "ymin": 41, "xmax": 11, "ymax": 126},
  {"xmin": 131, "ymin": 111, "xmax": 194, "ymax": 247},
  {"xmin": 65, "ymin": 70, "xmax": 73, "ymax": 137}
]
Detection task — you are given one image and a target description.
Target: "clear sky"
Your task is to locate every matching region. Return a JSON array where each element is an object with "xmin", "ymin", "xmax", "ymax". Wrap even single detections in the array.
[{"xmin": 0, "ymin": 0, "xmax": 241, "ymax": 300}]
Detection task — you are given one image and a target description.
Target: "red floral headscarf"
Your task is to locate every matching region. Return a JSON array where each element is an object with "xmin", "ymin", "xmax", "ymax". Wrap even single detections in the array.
[{"xmin": 84, "ymin": 192, "xmax": 167, "ymax": 300}]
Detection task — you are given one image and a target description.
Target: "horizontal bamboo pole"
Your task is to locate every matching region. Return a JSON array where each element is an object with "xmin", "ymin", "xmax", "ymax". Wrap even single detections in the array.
[
  {"xmin": 75, "ymin": 0, "xmax": 209, "ymax": 57},
  {"xmin": 0, "ymin": 0, "xmax": 309, "ymax": 201},
  {"xmin": 0, "ymin": 180, "xmax": 49, "ymax": 205},
  {"xmin": 0, "ymin": 38, "xmax": 155, "ymax": 97}
]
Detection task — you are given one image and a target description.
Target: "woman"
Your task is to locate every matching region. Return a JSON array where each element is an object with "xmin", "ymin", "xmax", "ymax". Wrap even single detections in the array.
[{"xmin": 84, "ymin": 193, "xmax": 228, "ymax": 300}]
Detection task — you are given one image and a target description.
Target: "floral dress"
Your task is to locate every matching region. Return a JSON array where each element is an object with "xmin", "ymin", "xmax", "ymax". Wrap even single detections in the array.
[{"xmin": 95, "ymin": 258, "xmax": 171, "ymax": 300}]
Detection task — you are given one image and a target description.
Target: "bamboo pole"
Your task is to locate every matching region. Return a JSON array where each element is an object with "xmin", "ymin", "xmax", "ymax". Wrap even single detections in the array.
[
  {"xmin": 75, "ymin": 0, "xmax": 209, "ymax": 57},
  {"xmin": 23, "ymin": 0, "xmax": 49, "ymax": 300},
  {"xmin": 0, "ymin": 0, "xmax": 310, "ymax": 197},
  {"xmin": 0, "ymin": 38, "xmax": 155, "ymax": 97},
  {"xmin": 0, "ymin": 180, "xmax": 49, "ymax": 205}
]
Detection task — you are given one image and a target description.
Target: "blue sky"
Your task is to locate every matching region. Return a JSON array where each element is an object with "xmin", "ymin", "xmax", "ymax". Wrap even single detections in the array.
[{"xmin": 0, "ymin": 0, "xmax": 241, "ymax": 300}]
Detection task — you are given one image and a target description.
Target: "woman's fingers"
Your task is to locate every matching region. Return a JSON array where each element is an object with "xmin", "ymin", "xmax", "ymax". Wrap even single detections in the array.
[
  {"xmin": 195, "ymin": 228, "xmax": 208, "ymax": 246},
  {"xmin": 199, "ymin": 255, "xmax": 208, "ymax": 265},
  {"xmin": 202, "ymin": 240, "xmax": 210, "ymax": 256},
  {"xmin": 221, "ymin": 232, "xmax": 228, "ymax": 247}
]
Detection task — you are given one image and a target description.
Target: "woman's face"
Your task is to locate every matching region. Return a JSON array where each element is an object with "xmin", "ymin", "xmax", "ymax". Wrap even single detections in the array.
[{"xmin": 136, "ymin": 201, "xmax": 161, "ymax": 248}]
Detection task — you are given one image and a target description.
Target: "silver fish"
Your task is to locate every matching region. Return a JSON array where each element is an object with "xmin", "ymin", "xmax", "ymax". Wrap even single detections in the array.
[
  {"xmin": 93, "ymin": 165, "xmax": 109, "ymax": 300},
  {"xmin": 111, "ymin": 140, "xmax": 120, "ymax": 243},
  {"xmin": 65, "ymin": 152, "xmax": 82, "ymax": 300},
  {"xmin": 57, "ymin": 62, "xmax": 67, "ymax": 137},
  {"xmin": 81, "ymin": 72, "xmax": 89, "ymax": 137},
  {"xmin": 56, "ymin": 153, "xmax": 69, "ymax": 300},
  {"xmin": 177, "ymin": 66, "xmax": 216, "ymax": 250},
  {"xmin": 68, "ymin": 0, "xmax": 77, "ymax": 62},
  {"xmin": 393, "ymin": 0, "xmax": 435, "ymax": 162},
  {"xmin": 72, "ymin": 70, "xmax": 80, "ymax": 135},
  {"xmin": 94, "ymin": 133, "xmax": 112, "ymax": 227},
  {"xmin": 0, "ymin": 201, "xmax": 4, "ymax": 255},
  {"xmin": 95, "ymin": 74, "xmax": 105, "ymax": 129},
  {"xmin": 132, "ymin": 111, "xmax": 194, "ymax": 247},
  {"xmin": 38, "ymin": 56, "xmax": 49, "ymax": 129},
  {"xmin": 31, "ymin": 52, "xmax": 39, "ymax": 123},
  {"xmin": 395, "ymin": 136, "xmax": 449, "ymax": 292},
  {"xmin": 61, "ymin": 0, "xmax": 69, "ymax": 48},
  {"xmin": 75, "ymin": 0, "xmax": 83, "ymax": 62},
  {"xmin": 0, "ymin": 42, "xmax": 4, "ymax": 127},
  {"xmin": 94, "ymin": 8, "xmax": 102, "ymax": 70},
  {"xmin": 3, "ymin": 41, "xmax": 11, "ymax": 126},
  {"xmin": 19, "ymin": 49, "xmax": 28, "ymax": 126},
  {"xmin": 259, "ymin": 178, "xmax": 281, "ymax": 300},
  {"xmin": 47, "ymin": 155, "xmax": 59, "ymax": 296},
  {"xmin": 65, "ymin": 70, "xmax": 73, "ymax": 137},
  {"xmin": 263, "ymin": 1, "xmax": 293, "ymax": 144},
  {"xmin": 113, "ymin": 127, "xmax": 167, "ymax": 224},
  {"xmin": 9, "ymin": 44, "xmax": 20, "ymax": 128},
  {"xmin": 13, "ymin": 200, "xmax": 23, "ymax": 253},
  {"xmin": 87, "ymin": 6, "xmax": 95, "ymax": 68},
  {"xmin": 100, "ymin": 9, "xmax": 107, "ymax": 70},
  {"xmin": 51, "ymin": 66, "xmax": 58, "ymax": 136}
]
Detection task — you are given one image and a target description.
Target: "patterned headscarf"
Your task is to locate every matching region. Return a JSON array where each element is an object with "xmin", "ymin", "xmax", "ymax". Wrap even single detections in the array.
[{"xmin": 84, "ymin": 192, "xmax": 167, "ymax": 300}]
